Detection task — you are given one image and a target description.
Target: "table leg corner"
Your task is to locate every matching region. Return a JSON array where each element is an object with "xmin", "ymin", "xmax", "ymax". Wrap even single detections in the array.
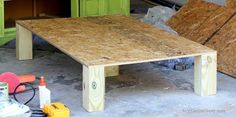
[
  {"xmin": 16, "ymin": 24, "xmax": 33, "ymax": 60},
  {"xmin": 82, "ymin": 65, "xmax": 105, "ymax": 112},
  {"xmin": 194, "ymin": 53, "xmax": 217, "ymax": 96}
]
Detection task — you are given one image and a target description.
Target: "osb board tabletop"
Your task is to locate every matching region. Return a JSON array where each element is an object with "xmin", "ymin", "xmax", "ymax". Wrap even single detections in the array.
[{"xmin": 16, "ymin": 16, "xmax": 215, "ymax": 67}]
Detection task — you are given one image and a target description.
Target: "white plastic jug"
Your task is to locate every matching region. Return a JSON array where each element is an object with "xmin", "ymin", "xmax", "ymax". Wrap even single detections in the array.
[{"xmin": 39, "ymin": 76, "xmax": 51, "ymax": 108}]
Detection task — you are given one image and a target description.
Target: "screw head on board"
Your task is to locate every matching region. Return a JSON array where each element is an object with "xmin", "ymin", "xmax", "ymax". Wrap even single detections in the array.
[
  {"xmin": 92, "ymin": 81, "xmax": 97, "ymax": 90},
  {"xmin": 207, "ymin": 56, "xmax": 212, "ymax": 63}
]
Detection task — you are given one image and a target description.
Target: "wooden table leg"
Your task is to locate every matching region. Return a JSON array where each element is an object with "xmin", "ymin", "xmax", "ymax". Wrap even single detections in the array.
[
  {"xmin": 16, "ymin": 24, "xmax": 33, "ymax": 60},
  {"xmin": 105, "ymin": 66, "xmax": 119, "ymax": 77},
  {"xmin": 83, "ymin": 65, "xmax": 105, "ymax": 112},
  {"xmin": 194, "ymin": 52, "xmax": 217, "ymax": 96}
]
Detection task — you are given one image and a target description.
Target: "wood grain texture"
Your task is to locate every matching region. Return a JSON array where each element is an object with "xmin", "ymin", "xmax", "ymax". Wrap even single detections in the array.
[
  {"xmin": 186, "ymin": 7, "xmax": 236, "ymax": 44},
  {"xmin": 226, "ymin": 0, "xmax": 236, "ymax": 8},
  {"xmin": 167, "ymin": 0, "xmax": 220, "ymax": 38},
  {"xmin": 205, "ymin": 15, "xmax": 236, "ymax": 77},
  {"xmin": 194, "ymin": 52, "xmax": 217, "ymax": 96},
  {"xmin": 83, "ymin": 65, "xmax": 105, "ymax": 112},
  {"xmin": 167, "ymin": 0, "xmax": 236, "ymax": 44},
  {"xmin": 16, "ymin": 24, "xmax": 33, "ymax": 60},
  {"xmin": 167, "ymin": 0, "xmax": 236, "ymax": 77},
  {"xmin": 16, "ymin": 16, "xmax": 215, "ymax": 67}
]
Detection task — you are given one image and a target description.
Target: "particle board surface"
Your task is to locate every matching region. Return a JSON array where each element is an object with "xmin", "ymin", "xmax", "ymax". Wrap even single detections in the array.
[
  {"xmin": 205, "ymin": 15, "xmax": 236, "ymax": 77},
  {"xmin": 167, "ymin": 0, "xmax": 236, "ymax": 77},
  {"xmin": 226, "ymin": 0, "xmax": 236, "ymax": 8},
  {"xmin": 16, "ymin": 15, "xmax": 215, "ymax": 67},
  {"xmin": 167, "ymin": 0, "xmax": 236, "ymax": 44},
  {"xmin": 187, "ymin": 7, "xmax": 236, "ymax": 44},
  {"xmin": 167, "ymin": 0, "xmax": 220, "ymax": 38}
]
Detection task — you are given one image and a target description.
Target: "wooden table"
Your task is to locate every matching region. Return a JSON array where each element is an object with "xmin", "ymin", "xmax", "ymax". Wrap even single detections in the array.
[{"xmin": 16, "ymin": 15, "xmax": 217, "ymax": 112}]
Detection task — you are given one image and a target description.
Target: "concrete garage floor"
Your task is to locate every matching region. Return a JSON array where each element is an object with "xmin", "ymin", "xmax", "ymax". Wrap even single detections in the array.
[{"xmin": 0, "ymin": 48, "xmax": 236, "ymax": 117}]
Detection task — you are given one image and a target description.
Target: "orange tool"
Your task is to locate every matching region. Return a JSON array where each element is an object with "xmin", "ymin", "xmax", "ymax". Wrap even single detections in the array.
[{"xmin": 0, "ymin": 72, "xmax": 36, "ymax": 93}]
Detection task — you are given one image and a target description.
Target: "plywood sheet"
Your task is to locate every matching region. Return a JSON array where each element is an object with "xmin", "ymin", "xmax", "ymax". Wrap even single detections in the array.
[
  {"xmin": 167, "ymin": 0, "xmax": 236, "ymax": 44},
  {"xmin": 186, "ymin": 7, "xmax": 236, "ymax": 44},
  {"xmin": 205, "ymin": 15, "xmax": 236, "ymax": 77},
  {"xmin": 226, "ymin": 0, "xmax": 236, "ymax": 8},
  {"xmin": 16, "ymin": 16, "xmax": 215, "ymax": 67},
  {"xmin": 167, "ymin": 0, "xmax": 220, "ymax": 37}
]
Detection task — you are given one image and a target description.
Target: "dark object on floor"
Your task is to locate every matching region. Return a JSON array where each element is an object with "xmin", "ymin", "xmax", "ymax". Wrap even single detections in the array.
[
  {"xmin": 153, "ymin": 57, "xmax": 194, "ymax": 70},
  {"xmin": 174, "ymin": 63, "xmax": 191, "ymax": 71}
]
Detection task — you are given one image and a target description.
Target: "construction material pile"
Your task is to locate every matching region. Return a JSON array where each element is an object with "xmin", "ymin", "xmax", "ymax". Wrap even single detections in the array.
[{"xmin": 167, "ymin": 0, "xmax": 236, "ymax": 77}]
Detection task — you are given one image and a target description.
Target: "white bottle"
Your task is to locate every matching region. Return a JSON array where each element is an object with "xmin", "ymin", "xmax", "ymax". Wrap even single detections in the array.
[{"xmin": 39, "ymin": 76, "xmax": 51, "ymax": 108}]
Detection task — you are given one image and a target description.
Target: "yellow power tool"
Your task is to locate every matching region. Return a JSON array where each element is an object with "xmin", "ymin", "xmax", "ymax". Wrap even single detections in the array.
[{"xmin": 43, "ymin": 102, "xmax": 70, "ymax": 117}]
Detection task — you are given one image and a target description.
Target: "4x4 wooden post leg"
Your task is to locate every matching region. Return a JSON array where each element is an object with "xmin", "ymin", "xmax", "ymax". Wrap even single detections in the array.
[
  {"xmin": 16, "ymin": 24, "xmax": 33, "ymax": 60},
  {"xmin": 105, "ymin": 66, "xmax": 119, "ymax": 77},
  {"xmin": 83, "ymin": 65, "xmax": 105, "ymax": 112},
  {"xmin": 194, "ymin": 52, "xmax": 217, "ymax": 96}
]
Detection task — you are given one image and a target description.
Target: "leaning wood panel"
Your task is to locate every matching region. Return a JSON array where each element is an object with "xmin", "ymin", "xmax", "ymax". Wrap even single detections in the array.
[
  {"xmin": 16, "ymin": 16, "xmax": 215, "ymax": 67},
  {"xmin": 226, "ymin": 0, "xmax": 236, "ymax": 8},
  {"xmin": 168, "ymin": 0, "xmax": 236, "ymax": 44},
  {"xmin": 186, "ymin": 7, "xmax": 236, "ymax": 44},
  {"xmin": 167, "ymin": 0, "xmax": 236, "ymax": 77},
  {"xmin": 167, "ymin": 0, "xmax": 220, "ymax": 37},
  {"xmin": 205, "ymin": 15, "xmax": 236, "ymax": 77}
]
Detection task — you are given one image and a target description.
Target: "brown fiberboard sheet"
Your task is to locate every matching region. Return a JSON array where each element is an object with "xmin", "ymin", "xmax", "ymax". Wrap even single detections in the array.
[
  {"xmin": 167, "ymin": 0, "xmax": 220, "ymax": 38},
  {"xmin": 186, "ymin": 7, "xmax": 236, "ymax": 44},
  {"xmin": 226, "ymin": 0, "xmax": 236, "ymax": 8},
  {"xmin": 205, "ymin": 15, "xmax": 236, "ymax": 77},
  {"xmin": 167, "ymin": 0, "xmax": 236, "ymax": 77},
  {"xmin": 167, "ymin": 0, "xmax": 236, "ymax": 44},
  {"xmin": 16, "ymin": 16, "xmax": 215, "ymax": 67}
]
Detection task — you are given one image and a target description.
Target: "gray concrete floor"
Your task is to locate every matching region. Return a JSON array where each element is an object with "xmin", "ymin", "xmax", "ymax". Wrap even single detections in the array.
[{"xmin": 0, "ymin": 48, "xmax": 236, "ymax": 117}]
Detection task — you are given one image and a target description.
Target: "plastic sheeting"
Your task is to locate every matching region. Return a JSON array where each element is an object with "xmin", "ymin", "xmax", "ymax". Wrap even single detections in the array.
[{"xmin": 141, "ymin": 6, "xmax": 178, "ymax": 34}]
